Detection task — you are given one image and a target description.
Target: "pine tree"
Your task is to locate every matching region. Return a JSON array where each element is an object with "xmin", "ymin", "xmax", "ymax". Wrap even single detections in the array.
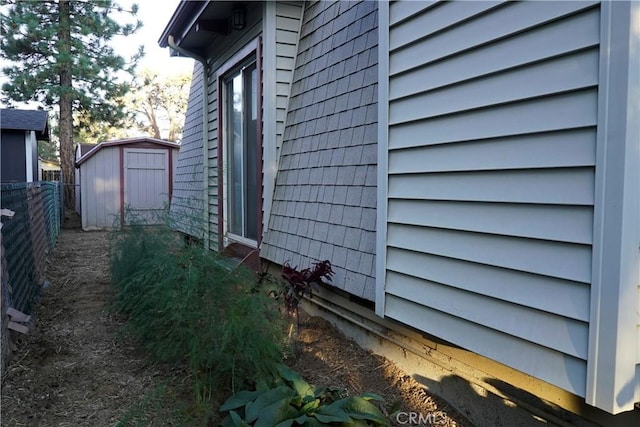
[
  {"xmin": 0, "ymin": 0, "xmax": 142, "ymax": 208},
  {"xmin": 127, "ymin": 68, "xmax": 191, "ymax": 142}
]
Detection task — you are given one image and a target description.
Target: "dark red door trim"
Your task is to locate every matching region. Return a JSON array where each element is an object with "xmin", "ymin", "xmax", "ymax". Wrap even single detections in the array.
[
  {"xmin": 256, "ymin": 35, "xmax": 264, "ymax": 247},
  {"xmin": 119, "ymin": 146, "xmax": 125, "ymax": 228},
  {"xmin": 216, "ymin": 36, "xmax": 263, "ymax": 252}
]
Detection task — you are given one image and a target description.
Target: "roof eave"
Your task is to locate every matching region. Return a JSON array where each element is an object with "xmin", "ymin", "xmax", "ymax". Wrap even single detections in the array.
[
  {"xmin": 158, "ymin": 0, "xmax": 210, "ymax": 48},
  {"xmin": 76, "ymin": 137, "xmax": 180, "ymax": 167}
]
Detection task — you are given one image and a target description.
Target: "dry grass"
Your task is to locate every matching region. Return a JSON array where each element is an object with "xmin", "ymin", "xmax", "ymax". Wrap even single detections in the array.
[{"xmin": 1, "ymin": 229, "xmax": 472, "ymax": 426}]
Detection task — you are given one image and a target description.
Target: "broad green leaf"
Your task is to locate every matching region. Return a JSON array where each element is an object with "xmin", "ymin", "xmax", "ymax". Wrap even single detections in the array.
[
  {"xmin": 219, "ymin": 389, "xmax": 262, "ymax": 411},
  {"xmin": 301, "ymin": 417, "xmax": 326, "ymax": 427},
  {"xmin": 220, "ymin": 415, "xmax": 234, "ymax": 427},
  {"xmin": 276, "ymin": 364, "xmax": 304, "ymax": 382},
  {"xmin": 360, "ymin": 392, "xmax": 384, "ymax": 402},
  {"xmin": 274, "ymin": 419, "xmax": 296, "ymax": 427},
  {"xmin": 275, "ymin": 414, "xmax": 308, "ymax": 427},
  {"xmin": 254, "ymin": 397, "xmax": 301, "ymax": 427},
  {"xmin": 327, "ymin": 396, "xmax": 388, "ymax": 425},
  {"xmin": 229, "ymin": 410, "xmax": 250, "ymax": 427},
  {"xmin": 340, "ymin": 419, "xmax": 371, "ymax": 426},
  {"xmin": 300, "ymin": 398, "xmax": 320, "ymax": 413},
  {"xmin": 314, "ymin": 402, "xmax": 353, "ymax": 423},
  {"xmin": 313, "ymin": 411, "xmax": 352, "ymax": 424},
  {"xmin": 344, "ymin": 396, "xmax": 388, "ymax": 425},
  {"xmin": 277, "ymin": 365, "xmax": 314, "ymax": 398},
  {"xmin": 245, "ymin": 386, "xmax": 297, "ymax": 423}
]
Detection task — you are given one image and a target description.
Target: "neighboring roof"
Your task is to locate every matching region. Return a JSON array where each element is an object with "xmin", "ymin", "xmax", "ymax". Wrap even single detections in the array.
[
  {"xmin": 75, "ymin": 137, "xmax": 179, "ymax": 166},
  {"xmin": 77, "ymin": 143, "xmax": 96, "ymax": 157},
  {"xmin": 40, "ymin": 158, "xmax": 61, "ymax": 170},
  {"xmin": 0, "ymin": 108, "xmax": 50, "ymax": 140}
]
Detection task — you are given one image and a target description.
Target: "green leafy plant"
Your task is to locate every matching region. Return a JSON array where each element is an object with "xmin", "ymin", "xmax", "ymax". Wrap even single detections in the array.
[
  {"xmin": 220, "ymin": 365, "xmax": 388, "ymax": 426},
  {"xmin": 110, "ymin": 224, "xmax": 287, "ymax": 401}
]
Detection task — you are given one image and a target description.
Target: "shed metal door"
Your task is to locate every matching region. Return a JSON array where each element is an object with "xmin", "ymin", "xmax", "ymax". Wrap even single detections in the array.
[{"xmin": 123, "ymin": 148, "xmax": 169, "ymax": 225}]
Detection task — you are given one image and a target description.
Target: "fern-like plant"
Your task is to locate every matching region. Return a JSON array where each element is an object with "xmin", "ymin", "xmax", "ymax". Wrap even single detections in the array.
[{"xmin": 110, "ymin": 224, "xmax": 287, "ymax": 401}]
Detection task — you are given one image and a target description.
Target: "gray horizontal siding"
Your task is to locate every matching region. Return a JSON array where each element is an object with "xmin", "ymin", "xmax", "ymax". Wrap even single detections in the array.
[
  {"xmin": 381, "ymin": 0, "xmax": 600, "ymax": 398},
  {"xmin": 276, "ymin": 1, "xmax": 303, "ymax": 152},
  {"xmin": 170, "ymin": 62, "xmax": 205, "ymax": 239},
  {"xmin": 262, "ymin": 0, "xmax": 379, "ymax": 300},
  {"xmin": 388, "ymin": 200, "xmax": 594, "ymax": 245},
  {"xmin": 207, "ymin": 75, "xmax": 219, "ymax": 249},
  {"xmin": 203, "ymin": 8, "xmax": 263, "ymax": 251},
  {"xmin": 384, "ymin": 293, "xmax": 588, "ymax": 395}
]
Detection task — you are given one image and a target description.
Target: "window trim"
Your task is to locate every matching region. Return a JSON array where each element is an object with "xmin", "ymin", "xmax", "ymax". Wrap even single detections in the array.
[{"xmin": 216, "ymin": 37, "xmax": 263, "ymax": 252}]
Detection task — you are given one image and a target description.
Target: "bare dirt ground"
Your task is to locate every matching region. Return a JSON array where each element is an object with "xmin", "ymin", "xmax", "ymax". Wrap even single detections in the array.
[{"xmin": 1, "ymin": 227, "xmax": 472, "ymax": 426}]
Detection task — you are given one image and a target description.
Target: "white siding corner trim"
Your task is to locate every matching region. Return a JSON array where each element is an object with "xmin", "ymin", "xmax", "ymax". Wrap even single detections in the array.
[
  {"xmin": 25, "ymin": 131, "xmax": 35, "ymax": 183},
  {"xmin": 586, "ymin": 0, "xmax": 640, "ymax": 414},
  {"xmin": 375, "ymin": 0, "xmax": 390, "ymax": 317},
  {"xmin": 262, "ymin": 0, "xmax": 277, "ymax": 237}
]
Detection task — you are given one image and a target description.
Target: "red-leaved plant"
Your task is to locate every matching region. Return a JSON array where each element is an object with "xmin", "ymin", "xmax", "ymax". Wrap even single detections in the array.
[{"xmin": 281, "ymin": 260, "xmax": 334, "ymax": 334}]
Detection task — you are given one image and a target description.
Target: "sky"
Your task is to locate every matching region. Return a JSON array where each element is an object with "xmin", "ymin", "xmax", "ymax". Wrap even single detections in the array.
[
  {"xmin": 0, "ymin": 0, "xmax": 194, "ymax": 109},
  {"xmin": 117, "ymin": 0, "xmax": 194, "ymax": 75}
]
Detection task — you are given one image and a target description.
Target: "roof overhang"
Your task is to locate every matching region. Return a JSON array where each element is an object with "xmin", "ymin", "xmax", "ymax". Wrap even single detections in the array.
[
  {"xmin": 0, "ymin": 108, "xmax": 50, "ymax": 141},
  {"xmin": 34, "ymin": 124, "xmax": 50, "ymax": 142},
  {"xmin": 158, "ymin": 1, "xmax": 248, "ymax": 58},
  {"xmin": 75, "ymin": 137, "xmax": 179, "ymax": 167}
]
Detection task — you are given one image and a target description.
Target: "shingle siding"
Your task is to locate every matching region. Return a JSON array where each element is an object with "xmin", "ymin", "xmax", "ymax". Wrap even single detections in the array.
[
  {"xmin": 170, "ymin": 62, "xmax": 205, "ymax": 239},
  {"xmin": 262, "ymin": 0, "xmax": 378, "ymax": 300}
]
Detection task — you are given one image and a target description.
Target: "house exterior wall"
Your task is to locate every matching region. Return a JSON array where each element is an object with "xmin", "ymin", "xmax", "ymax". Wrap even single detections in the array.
[
  {"xmin": 80, "ymin": 146, "xmax": 120, "ymax": 230},
  {"xmin": 377, "ymin": 0, "xmax": 639, "ymax": 414},
  {"xmin": 261, "ymin": 0, "xmax": 379, "ymax": 300},
  {"xmin": 163, "ymin": 0, "xmax": 638, "ymax": 417},
  {"xmin": 1, "ymin": 130, "xmax": 27, "ymax": 183},
  {"xmin": 263, "ymin": 1, "xmax": 304, "ymax": 231},
  {"xmin": 275, "ymin": 1, "xmax": 303, "ymax": 151},
  {"xmin": 202, "ymin": 6, "xmax": 263, "ymax": 250},
  {"xmin": 170, "ymin": 61, "xmax": 205, "ymax": 239}
]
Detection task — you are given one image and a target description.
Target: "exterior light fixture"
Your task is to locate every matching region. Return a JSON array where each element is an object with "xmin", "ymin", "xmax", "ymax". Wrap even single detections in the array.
[{"xmin": 231, "ymin": 6, "xmax": 245, "ymax": 31}]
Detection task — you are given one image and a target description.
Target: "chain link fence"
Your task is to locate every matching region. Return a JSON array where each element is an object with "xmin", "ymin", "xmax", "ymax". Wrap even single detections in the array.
[{"xmin": 1, "ymin": 181, "xmax": 63, "ymax": 379}]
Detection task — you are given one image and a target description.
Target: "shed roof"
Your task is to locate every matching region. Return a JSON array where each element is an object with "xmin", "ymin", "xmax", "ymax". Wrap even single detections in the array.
[
  {"xmin": 0, "ymin": 108, "xmax": 50, "ymax": 140},
  {"xmin": 75, "ymin": 137, "xmax": 179, "ymax": 167},
  {"xmin": 78, "ymin": 143, "xmax": 96, "ymax": 157}
]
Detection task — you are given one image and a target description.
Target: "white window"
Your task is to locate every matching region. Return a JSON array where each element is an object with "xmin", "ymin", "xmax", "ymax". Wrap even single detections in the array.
[{"xmin": 224, "ymin": 58, "xmax": 259, "ymax": 243}]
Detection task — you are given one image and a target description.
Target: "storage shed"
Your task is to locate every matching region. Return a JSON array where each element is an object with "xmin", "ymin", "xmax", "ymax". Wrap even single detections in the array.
[
  {"xmin": 75, "ymin": 137, "xmax": 179, "ymax": 230},
  {"xmin": 1, "ymin": 108, "xmax": 50, "ymax": 183}
]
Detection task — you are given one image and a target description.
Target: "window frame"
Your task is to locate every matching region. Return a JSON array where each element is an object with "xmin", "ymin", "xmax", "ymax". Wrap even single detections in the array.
[{"xmin": 216, "ymin": 37, "xmax": 263, "ymax": 251}]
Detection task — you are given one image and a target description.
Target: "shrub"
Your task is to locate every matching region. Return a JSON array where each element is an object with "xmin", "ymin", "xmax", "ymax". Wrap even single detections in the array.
[
  {"xmin": 279, "ymin": 260, "xmax": 334, "ymax": 339},
  {"xmin": 220, "ymin": 364, "xmax": 388, "ymax": 426},
  {"xmin": 110, "ymin": 225, "xmax": 286, "ymax": 400}
]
